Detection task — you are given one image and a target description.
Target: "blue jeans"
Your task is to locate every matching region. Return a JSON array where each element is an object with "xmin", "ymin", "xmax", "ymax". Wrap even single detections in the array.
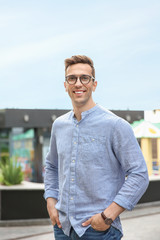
[{"xmin": 54, "ymin": 224, "xmax": 122, "ymax": 240}]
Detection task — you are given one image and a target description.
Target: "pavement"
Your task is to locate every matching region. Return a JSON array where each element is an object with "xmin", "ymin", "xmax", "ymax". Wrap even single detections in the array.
[{"xmin": 1, "ymin": 201, "xmax": 160, "ymax": 240}]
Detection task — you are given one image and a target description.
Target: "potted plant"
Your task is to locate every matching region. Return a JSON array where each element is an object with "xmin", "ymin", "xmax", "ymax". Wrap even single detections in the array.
[{"xmin": 0, "ymin": 157, "xmax": 23, "ymax": 186}]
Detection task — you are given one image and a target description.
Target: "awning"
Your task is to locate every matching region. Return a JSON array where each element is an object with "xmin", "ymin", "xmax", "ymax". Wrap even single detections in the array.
[
  {"xmin": 12, "ymin": 129, "xmax": 34, "ymax": 141},
  {"xmin": 131, "ymin": 120, "xmax": 160, "ymax": 138}
]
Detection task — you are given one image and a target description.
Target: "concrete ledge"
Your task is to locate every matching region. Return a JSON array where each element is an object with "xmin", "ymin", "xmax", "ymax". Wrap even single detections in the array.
[
  {"xmin": 1, "ymin": 179, "xmax": 160, "ymax": 221},
  {"xmin": 0, "ymin": 218, "xmax": 51, "ymax": 227},
  {"xmin": 149, "ymin": 175, "xmax": 160, "ymax": 181},
  {"xmin": 0, "ymin": 181, "xmax": 44, "ymax": 190}
]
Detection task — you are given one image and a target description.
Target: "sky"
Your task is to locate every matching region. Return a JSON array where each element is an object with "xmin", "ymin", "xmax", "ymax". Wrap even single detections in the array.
[{"xmin": 0, "ymin": 0, "xmax": 160, "ymax": 111}]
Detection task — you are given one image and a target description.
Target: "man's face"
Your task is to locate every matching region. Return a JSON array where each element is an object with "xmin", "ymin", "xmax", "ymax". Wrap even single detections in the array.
[{"xmin": 64, "ymin": 63, "xmax": 97, "ymax": 108}]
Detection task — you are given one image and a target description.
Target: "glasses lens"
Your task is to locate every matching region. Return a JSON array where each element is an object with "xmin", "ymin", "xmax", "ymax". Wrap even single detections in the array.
[
  {"xmin": 66, "ymin": 75, "xmax": 93, "ymax": 84},
  {"xmin": 80, "ymin": 75, "xmax": 91, "ymax": 84},
  {"xmin": 66, "ymin": 76, "xmax": 77, "ymax": 84}
]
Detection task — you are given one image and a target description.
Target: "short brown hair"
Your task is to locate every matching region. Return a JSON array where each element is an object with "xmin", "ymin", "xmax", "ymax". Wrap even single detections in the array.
[{"xmin": 64, "ymin": 55, "xmax": 95, "ymax": 78}]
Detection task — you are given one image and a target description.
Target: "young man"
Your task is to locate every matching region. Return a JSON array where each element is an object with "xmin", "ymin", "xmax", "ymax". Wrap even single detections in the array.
[{"xmin": 44, "ymin": 55, "xmax": 149, "ymax": 239}]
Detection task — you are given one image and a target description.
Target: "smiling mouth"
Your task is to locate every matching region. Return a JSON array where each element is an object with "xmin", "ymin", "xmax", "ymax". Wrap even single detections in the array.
[{"xmin": 73, "ymin": 90, "xmax": 86, "ymax": 94}]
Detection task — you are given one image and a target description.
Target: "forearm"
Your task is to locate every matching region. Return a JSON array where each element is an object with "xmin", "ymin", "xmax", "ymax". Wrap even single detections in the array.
[
  {"xmin": 46, "ymin": 197, "xmax": 62, "ymax": 228},
  {"xmin": 47, "ymin": 197, "xmax": 57, "ymax": 206},
  {"xmin": 103, "ymin": 202, "xmax": 125, "ymax": 221},
  {"xmin": 46, "ymin": 197, "xmax": 58, "ymax": 216}
]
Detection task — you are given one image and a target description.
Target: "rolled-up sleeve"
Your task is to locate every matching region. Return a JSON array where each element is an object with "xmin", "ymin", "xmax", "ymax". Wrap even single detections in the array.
[
  {"xmin": 112, "ymin": 119, "xmax": 149, "ymax": 210},
  {"xmin": 44, "ymin": 122, "xmax": 59, "ymax": 200}
]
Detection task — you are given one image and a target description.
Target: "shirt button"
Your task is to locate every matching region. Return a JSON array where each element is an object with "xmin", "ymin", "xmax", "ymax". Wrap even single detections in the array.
[
  {"xmin": 71, "ymin": 178, "xmax": 74, "ymax": 181},
  {"xmin": 72, "ymin": 160, "xmax": 75, "ymax": 163},
  {"xmin": 76, "ymin": 124, "xmax": 78, "ymax": 127},
  {"xmin": 74, "ymin": 142, "xmax": 76, "ymax": 144},
  {"xmin": 70, "ymin": 197, "xmax": 74, "ymax": 200}
]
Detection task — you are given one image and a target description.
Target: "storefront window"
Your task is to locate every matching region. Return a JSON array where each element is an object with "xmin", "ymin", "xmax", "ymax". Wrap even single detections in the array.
[{"xmin": 11, "ymin": 129, "xmax": 35, "ymax": 181}]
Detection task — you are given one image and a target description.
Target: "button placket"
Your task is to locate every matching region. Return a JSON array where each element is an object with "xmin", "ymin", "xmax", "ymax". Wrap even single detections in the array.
[{"xmin": 69, "ymin": 122, "xmax": 79, "ymax": 220}]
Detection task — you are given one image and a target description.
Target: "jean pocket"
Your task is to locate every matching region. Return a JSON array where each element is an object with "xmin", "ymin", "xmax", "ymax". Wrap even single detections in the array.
[{"xmin": 90, "ymin": 226, "xmax": 111, "ymax": 233}]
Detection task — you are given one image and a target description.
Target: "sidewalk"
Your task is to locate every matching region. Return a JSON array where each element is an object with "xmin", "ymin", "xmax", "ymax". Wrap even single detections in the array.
[
  {"xmin": 1, "ymin": 201, "xmax": 160, "ymax": 240},
  {"xmin": 121, "ymin": 201, "xmax": 160, "ymax": 240}
]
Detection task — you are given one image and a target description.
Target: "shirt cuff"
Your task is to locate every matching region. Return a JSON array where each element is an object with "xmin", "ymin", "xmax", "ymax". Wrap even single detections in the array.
[
  {"xmin": 44, "ymin": 190, "xmax": 59, "ymax": 200},
  {"xmin": 113, "ymin": 195, "xmax": 135, "ymax": 211}
]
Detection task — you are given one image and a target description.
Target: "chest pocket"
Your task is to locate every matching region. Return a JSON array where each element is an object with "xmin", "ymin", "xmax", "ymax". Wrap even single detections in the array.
[{"xmin": 78, "ymin": 135, "xmax": 106, "ymax": 161}]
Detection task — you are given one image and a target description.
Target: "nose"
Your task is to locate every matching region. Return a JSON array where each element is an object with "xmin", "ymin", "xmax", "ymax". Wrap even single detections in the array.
[{"xmin": 75, "ymin": 77, "xmax": 82, "ymax": 86}]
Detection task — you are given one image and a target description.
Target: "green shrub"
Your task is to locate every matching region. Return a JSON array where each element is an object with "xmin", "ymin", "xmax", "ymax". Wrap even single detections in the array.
[
  {"xmin": 0, "ymin": 169, "xmax": 4, "ymax": 184},
  {"xmin": 0, "ymin": 155, "xmax": 9, "ymax": 166},
  {"xmin": 1, "ymin": 158, "xmax": 23, "ymax": 186}
]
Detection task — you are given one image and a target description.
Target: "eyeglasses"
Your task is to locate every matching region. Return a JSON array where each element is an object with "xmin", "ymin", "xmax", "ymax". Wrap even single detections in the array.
[{"xmin": 65, "ymin": 75, "xmax": 95, "ymax": 85}]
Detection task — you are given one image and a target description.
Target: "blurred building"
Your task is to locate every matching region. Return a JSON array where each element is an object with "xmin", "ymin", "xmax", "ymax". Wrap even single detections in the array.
[
  {"xmin": 145, "ymin": 109, "xmax": 160, "ymax": 123},
  {"xmin": 0, "ymin": 108, "xmax": 144, "ymax": 183},
  {"xmin": 131, "ymin": 119, "xmax": 160, "ymax": 176}
]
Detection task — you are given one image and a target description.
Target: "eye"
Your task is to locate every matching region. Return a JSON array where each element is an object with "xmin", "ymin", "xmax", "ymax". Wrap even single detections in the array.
[
  {"xmin": 81, "ymin": 75, "xmax": 90, "ymax": 81},
  {"xmin": 70, "ymin": 76, "xmax": 76, "ymax": 80},
  {"xmin": 68, "ymin": 76, "xmax": 76, "ymax": 81},
  {"xmin": 83, "ymin": 75, "xmax": 88, "ymax": 79}
]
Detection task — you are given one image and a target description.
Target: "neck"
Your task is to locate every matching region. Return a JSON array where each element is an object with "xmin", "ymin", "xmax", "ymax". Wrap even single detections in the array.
[{"xmin": 73, "ymin": 101, "xmax": 96, "ymax": 121}]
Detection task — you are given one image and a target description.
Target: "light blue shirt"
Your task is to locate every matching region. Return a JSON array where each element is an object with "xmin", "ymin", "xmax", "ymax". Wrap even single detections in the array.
[{"xmin": 44, "ymin": 104, "xmax": 149, "ymax": 237}]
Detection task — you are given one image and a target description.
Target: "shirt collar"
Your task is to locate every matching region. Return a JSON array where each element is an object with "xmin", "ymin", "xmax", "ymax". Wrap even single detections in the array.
[
  {"xmin": 71, "ymin": 104, "xmax": 99, "ymax": 120},
  {"xmin": 81, "ymin": 104, "xmax": 99, "ymax": 117}
]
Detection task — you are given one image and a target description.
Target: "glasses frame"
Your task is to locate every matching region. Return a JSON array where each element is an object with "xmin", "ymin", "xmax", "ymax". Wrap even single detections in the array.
[{"xmin": 65, "ymin": 74, "xmax": 95, "ymax": 85}]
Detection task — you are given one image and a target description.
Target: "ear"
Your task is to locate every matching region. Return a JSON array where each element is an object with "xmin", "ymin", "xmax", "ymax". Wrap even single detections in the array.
[
  {"xmin": 92, "ymin": 81, "xmax": 97, "ymax": 92},
  {"xmin": 64, "ymin": 81, "xmax": 68, "ymax": 92}
]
